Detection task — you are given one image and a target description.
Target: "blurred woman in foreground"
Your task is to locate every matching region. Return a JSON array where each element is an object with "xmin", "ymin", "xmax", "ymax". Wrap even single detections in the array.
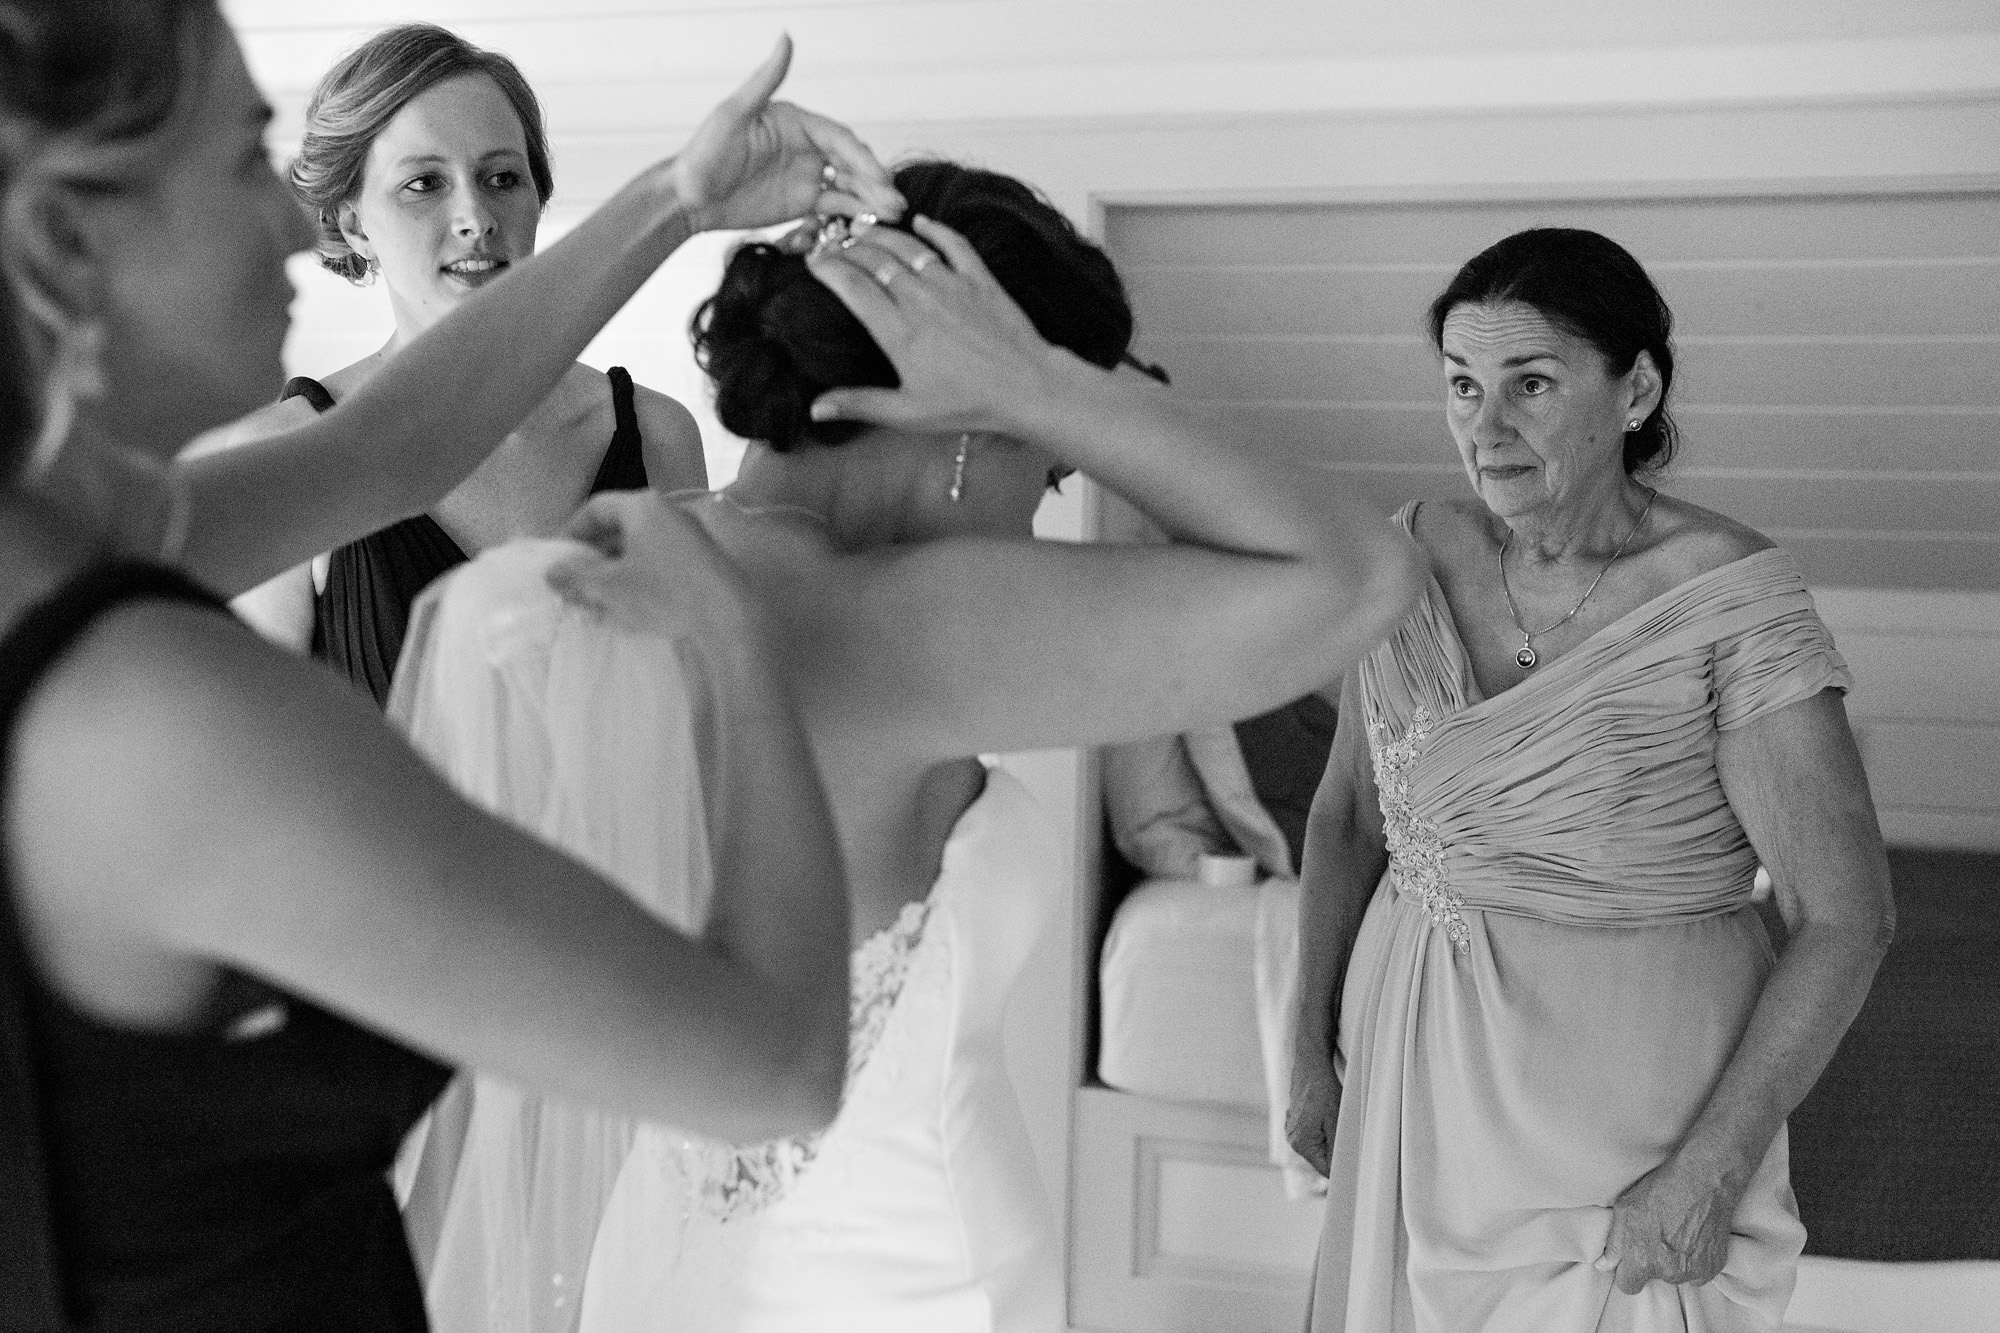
[{"xmin": 0, "ymin": 2, "xmax": 897, "ymax": 1325}]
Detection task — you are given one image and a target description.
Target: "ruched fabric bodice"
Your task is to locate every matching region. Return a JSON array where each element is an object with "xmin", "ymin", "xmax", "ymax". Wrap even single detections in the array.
[
  {"xmin": 1307, "ymin": 504, "xmax": 1850, "ymax": 1333},
  {"xmin": 1359, "ymin": 529, "xmax": 1851, "ymax": 938}
]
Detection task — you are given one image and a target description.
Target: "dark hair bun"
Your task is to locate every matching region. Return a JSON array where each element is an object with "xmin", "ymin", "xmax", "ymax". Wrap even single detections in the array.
[
  {"xmin": 693, "ymin": 160, "xmax": 1135, "ymax": 452},
  {"xmin": 694, "ymin": 242, "xmax": 893, "ymax": 451}
]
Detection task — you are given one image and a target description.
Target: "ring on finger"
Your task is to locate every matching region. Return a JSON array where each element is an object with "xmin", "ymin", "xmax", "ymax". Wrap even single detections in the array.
[
  {"xmin": 909, "ymin": 252, "xmax": 938, "ymax": 274},
  {"xmin": 873, "ymin": 261, "xmax": 899, "ymax": 287}
]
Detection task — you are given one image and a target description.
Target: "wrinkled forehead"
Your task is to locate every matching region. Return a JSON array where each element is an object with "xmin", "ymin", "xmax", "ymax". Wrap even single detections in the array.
[{"xmin": 1439, "ymin": 300, "xmax": 1582, "ymax": 366}]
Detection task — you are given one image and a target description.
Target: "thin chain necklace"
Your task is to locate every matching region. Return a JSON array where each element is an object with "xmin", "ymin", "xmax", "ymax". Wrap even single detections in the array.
[
  {"xmin": 706, "ymin": 487, "xmax": 831, "ymax": 527},
  {"xmin": 1497, "ymin": 486, "xmax": 1657, "ymax": 670}
]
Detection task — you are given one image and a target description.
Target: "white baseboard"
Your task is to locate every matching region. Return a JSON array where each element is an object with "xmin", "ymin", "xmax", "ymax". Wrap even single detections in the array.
[{"xmin": 1786, "ymin": 1256, "xmax": 2000, "ymax": 1333}]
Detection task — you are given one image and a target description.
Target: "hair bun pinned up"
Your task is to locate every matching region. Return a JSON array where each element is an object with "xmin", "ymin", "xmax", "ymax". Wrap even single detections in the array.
[
  {"xmin": 695, "ymin": 241, "xmax": 894, "ymax": 452},
  {"xmin": 693, "ymin": 160, "xmax": 1138, "ymax": 453}
]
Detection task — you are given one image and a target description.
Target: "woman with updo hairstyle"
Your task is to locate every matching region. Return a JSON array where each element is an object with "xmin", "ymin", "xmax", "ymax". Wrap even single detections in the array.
[
  {"xmin": 1288, "ymin": 226, "xmax": 1892, "ymax": 1330},
  {"xmin": 232, "ymin": 22, "xmax": 707, "ymax": 704},
  {"xmin": 700, "ymin": 160, "xmax": 1137, "ymax": 457},
  {"xmin": 0, "ymin": 0, "xmax": 909, "ymax": 1324},
  {"xmin": 394, "ymin": 158, "xmax": 1424, "ymax": 1332}
]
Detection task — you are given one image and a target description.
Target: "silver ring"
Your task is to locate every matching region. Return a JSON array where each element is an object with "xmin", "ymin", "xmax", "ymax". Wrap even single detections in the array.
[
  {"xmin": 873, "ymin": 262, "xmax": 898, "ymax": 287},
  {"xmin": 910, "ymin": 252, "xmax": 937, "ymax": 274}
]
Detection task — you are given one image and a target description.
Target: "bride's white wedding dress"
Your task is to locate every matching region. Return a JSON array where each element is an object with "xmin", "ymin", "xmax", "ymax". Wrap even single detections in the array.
[{"xmin": 388, "ymin": 538, "xmax": 1066, "ymax": 1333}]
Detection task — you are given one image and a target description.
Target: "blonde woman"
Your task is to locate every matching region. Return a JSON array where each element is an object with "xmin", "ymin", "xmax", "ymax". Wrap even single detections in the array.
[
  {"xmin": 0, "ymin": 2, "xmax": 898, "ymax": 1325},
  {"xmin": 232, "ymin": 23, "xmax": 707, "ymax": 703}
]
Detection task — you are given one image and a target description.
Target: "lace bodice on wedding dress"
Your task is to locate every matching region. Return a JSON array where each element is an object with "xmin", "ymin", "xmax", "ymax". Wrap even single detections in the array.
[
  {"xmin": 580, "ymin": 762, "xmax": 1065, "ymax": 1333},
  {"xmin": 675, "ymin": 896, "xmax": 930, "ymax": 1222},
  {"xmin": 389, "ymin": 539, "xmax": 1067, "ymax": 1333}
]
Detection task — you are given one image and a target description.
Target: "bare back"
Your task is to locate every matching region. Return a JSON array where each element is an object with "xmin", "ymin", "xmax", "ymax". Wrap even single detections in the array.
[{"xmin": 692, "ymin": 498, "xmax": 987, "ymax": 939}]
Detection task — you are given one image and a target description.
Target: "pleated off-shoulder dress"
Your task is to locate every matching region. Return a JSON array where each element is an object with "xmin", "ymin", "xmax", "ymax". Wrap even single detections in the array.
[{"xmin": 1307, "ymin": 503, "xmax": 1851, "ymax": 1333}]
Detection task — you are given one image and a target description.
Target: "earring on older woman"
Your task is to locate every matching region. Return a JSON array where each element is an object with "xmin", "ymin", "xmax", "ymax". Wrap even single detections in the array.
[
  {"xmin": 949, "ymin": 433, "xmax": 971, "ymax": 504},
  {"xmin": 1626, "ymin": 418, "xmax": 1642, "ymax": 431}
]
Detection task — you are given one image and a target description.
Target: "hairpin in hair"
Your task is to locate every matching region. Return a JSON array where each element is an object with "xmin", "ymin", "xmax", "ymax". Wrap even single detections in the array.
[{"xmin": 776, "ymin": 213, "xmax": 882, "ymax": 257}]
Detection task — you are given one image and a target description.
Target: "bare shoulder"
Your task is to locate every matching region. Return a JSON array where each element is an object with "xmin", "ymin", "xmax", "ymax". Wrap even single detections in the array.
[
  {"xmin": 1405, "ymin": 498, "xmax": 1493, "ymax": 572},
  {"xmin": 630, "ymin": 382, "xmax": 698, "ymax": 433},
  {"xmin": 630, "ymin": 383, "xmax": 706, "ymax": 489},
  {"xmin": 1643, "ymin": 491, "xmax": 1775, "ymax": 584},
  {"xmin": 11, "ymin": 601, "xmax": 304, "ymax": 908},
  {"xmin": 14, "ymin": 595, "xmax": 416, "ymax": 900},
  {"xmin": 21, "ymin": 597, "xmax": 312, "ymax": 767}
]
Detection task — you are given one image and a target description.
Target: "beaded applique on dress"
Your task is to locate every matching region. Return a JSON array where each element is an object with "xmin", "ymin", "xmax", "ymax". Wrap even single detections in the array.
[
  {"xmin": 1366, "ymin": 706, "xmax": 1470, "ymax": 954},
  {"xmin": 683, "ymin": 898, "xmax": 935, "ymax": 1221}
]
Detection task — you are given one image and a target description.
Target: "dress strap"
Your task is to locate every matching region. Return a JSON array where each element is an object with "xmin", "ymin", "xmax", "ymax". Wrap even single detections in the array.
[
  {"xmin": 279, "ymin": 376, "xmax": 335, "ymax": 415},
  {"xmin": 608, "ymin": 366, "xmax": 638, "ymax": 446},
  {"xmin": 0, "ymin": 561, "xmax": 223, "ymax": 1333},
  {"xmin": 591, "ymin": 367, "xmax": 649, "ymax": 494}
]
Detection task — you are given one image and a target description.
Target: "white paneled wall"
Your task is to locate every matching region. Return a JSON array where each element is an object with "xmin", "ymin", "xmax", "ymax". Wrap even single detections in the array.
[{"xmin": 1108, "ymin": 190, "xmax": 2000, "ymax": 592}]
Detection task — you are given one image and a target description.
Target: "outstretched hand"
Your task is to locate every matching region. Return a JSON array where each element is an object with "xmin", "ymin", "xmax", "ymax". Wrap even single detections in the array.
[
  {"xmin": 1596, "ymin": 1150, "xmax": 1745, "ymax": 1295},
  {"xmin": 804, "ymin": 216, "xmax": 1089, "ymax": 438},
  {"xmin": 670, "ymin": 36, "xmax": 904, "ymax": 233}
]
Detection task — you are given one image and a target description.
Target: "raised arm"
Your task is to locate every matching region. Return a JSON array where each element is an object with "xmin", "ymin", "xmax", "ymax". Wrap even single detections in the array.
[
  {"xmin": 178, "ymin": 38, "xmax": 897, "ymax": 597},
  {"xmin": 1285, "ymin": 671, "xmax": 1390, "ymax": 1176},
  {"xmin": 1599, "ymin": 687, "xmax": 1893, "ymax": 1293},
  {"xmin": 10, "ymin": 582, "xmax": 849, "ymax": 1142},
  {"xmin": 784, "ymin": 218, "xmax": 1424, "ymax": 754}
]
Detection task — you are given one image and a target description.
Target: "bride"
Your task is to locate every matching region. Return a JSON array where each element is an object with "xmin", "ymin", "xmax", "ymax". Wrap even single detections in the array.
[{"xmin": 395, "ymin": 160, "xmax": 1425, "ymax": 1332}]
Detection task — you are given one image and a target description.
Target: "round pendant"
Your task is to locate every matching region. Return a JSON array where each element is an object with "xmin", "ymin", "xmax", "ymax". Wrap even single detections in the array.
[{"xmin": 1516, "ymin": 644, "xmax": 1538, "ymax": 669}]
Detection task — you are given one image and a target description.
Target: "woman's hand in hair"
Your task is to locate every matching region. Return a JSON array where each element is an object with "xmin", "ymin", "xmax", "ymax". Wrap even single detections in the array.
[
  {"xmin": 807, "ymin": 216, "xmax": 1091, "ymax": 438},
  {"xmin": 670, "ymin": 36, "xmax": 903, "ymax": 234}
]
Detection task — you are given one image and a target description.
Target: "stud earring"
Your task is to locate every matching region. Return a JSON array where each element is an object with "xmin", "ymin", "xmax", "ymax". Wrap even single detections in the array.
[
  {"xmin": 949, "ymin": 433, "xmax": 971, "ymax": 504},
  {"xmin": 1626, "ymin": 418, "xmax": 1643, "ymax": 432}
]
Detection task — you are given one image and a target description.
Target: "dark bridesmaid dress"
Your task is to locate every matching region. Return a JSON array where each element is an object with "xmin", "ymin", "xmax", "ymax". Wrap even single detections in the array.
[
  {"xmin": 289, "ymin": 366, "xmax": 651, "ymax": 707},
  {"xmin": 0, "ymin": 563, "xmax": 453, "ymax": 1331}
]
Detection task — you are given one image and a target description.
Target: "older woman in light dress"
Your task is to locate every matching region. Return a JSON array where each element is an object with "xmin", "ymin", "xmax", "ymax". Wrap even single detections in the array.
[{"xmin": 1289, "ymin": 227, "xmax": 1893, "ymax": 1333}]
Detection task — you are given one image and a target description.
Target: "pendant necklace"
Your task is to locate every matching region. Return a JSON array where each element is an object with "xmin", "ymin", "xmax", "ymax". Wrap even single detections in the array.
[{"xmin": 1497, "ymin": 486, "xmax": 1657, "ymax": 670}]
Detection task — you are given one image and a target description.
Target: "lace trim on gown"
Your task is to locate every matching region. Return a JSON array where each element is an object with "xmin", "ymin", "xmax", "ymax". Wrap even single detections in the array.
[
  {"xmin": 683, "ymin": 898, "xmax": 935, "ymax": 1221},
  {"xmin": 1366, "ymin": 706, "xmax": 1469, "ymax": 954}
]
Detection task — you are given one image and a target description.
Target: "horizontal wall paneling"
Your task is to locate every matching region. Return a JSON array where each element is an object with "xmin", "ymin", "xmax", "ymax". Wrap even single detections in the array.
[{"xmin": 1105, "ymin": 184, "xmax": 2000, "ymax": 592}]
